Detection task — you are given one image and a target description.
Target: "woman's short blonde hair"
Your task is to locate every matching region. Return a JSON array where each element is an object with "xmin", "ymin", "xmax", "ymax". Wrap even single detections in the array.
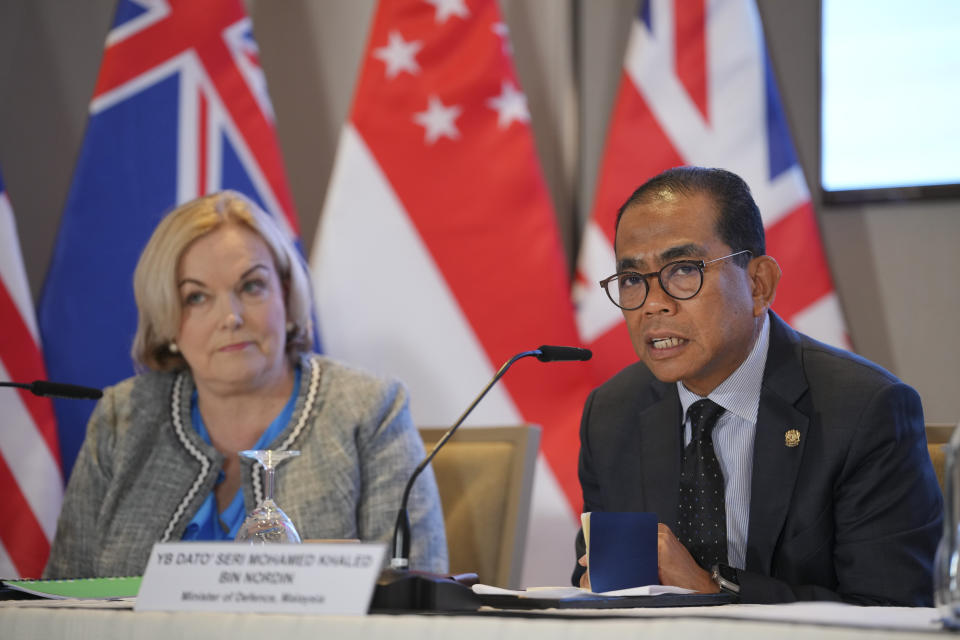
[{"xmin": 131, "ymin": 190, "xmax": 314, "ymax": 371}]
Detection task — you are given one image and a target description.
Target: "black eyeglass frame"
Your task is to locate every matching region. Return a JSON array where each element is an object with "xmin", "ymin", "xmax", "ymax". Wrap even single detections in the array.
[{"xmin": 599, "ymin": 249, "xmax": 753, "ymax": 311}]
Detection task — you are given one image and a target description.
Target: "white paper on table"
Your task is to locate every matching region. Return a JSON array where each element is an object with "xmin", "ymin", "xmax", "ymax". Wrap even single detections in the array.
[
  {"xmin": 0, "ymin": 598, "xmax": 136, "ymax": 609},
  {"xmin": 471, "ymin": 584, "xmax": 693, "ymax": 599}
]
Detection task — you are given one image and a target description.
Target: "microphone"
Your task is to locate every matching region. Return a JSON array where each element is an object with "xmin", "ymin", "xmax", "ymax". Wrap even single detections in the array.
[
  {"xmin": 535, "ymin": 345, "xmax": 592, "ymax": 362},
  {"xmin": 0, "ymin": 380, "xmax": 103, "ymax": 400},
  {"xmin": 372, "ymin": 345, "xmax": 591, "ymax": 611}
]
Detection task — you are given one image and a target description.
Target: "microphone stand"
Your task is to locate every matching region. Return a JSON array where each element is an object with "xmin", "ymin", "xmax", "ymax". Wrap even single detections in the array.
[
  {"xmin": 370, "ymin": 346, "xmax": 590, "ymax": 612},
  {"xmin": 0, "ymin": 380, "xmax": 103, "ymax": 400},
  {"xmin": 389, "ymin": 349, "xmax": 540, "ymax": 570}
]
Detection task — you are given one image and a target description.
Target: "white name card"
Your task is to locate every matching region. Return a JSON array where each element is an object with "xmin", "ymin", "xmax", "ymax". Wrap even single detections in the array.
[{"xmin": 135, "ymin": 542, "xmax": 385, "ymax": 615}]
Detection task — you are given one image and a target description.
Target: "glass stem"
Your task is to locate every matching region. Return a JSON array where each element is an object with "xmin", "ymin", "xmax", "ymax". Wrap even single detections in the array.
[{"xmin": 264, "ymin": 464, "xmax": 276, "ymax": 501}]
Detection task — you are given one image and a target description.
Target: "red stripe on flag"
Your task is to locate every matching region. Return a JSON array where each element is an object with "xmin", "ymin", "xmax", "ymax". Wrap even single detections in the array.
[
  {"xmin": 588, "ymin": 73, "xmax": 686, "ymax": 245},
  {"xmin": 92, "ymin": 0, "xmax": 299, "ymax": 231},
  {"xmin": 766, "ymin": 201, "xmax": 836, "ymax": 320},
  {"xmin": 0, "ymin": 454, "xmax": 51, "ymax": 578},
  {"xmin": 674, "ymin": 0, "xmax": 708, "ymax": 121},
  {"xmin": 0, "ymin": 281, "xmax": 61, "ymax": 464},
  {"xmin": 93, "ymin": 3, "xmax": 245, "ymax": 98},
  {"xmin": 199, "ymin": 90, "xmax": 208, "ymax": 195},
  {"xmin": 534, "ymin": 383, "xmax": 591, "ymax": 510},
  {"xmin": 585, "ymin": 323, "xmax": 637, "ymax": 380},
  {"xmin": 193, "ymin": 17, "xmax": 298, "ymax": 230}
]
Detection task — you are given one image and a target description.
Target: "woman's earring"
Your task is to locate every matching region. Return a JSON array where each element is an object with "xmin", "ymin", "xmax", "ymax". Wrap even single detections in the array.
[
  {"xmin": 169, "ymin": 341, "xmax": 179, "ymax": 354},
  {"xmin": 286, "ymin": 321, "xmax": 295, "ymax": 333}
]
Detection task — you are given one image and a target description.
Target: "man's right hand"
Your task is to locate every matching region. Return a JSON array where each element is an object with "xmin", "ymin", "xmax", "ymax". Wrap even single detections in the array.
[
  {"xmin": 657, "ymin": 523, "xmax": 719, "ymax": 593},
  {"xmin": 579, "ymin": 524, "xmax": 719, "ymax": 593},
  {"xmin": 577, "ymin": 554, "xmax": 590, "ymax": 589}
]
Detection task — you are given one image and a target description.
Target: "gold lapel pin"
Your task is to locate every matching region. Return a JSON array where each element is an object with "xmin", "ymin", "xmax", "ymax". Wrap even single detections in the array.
[{"xmin": 785, "ymin": 429, "xmax": 801, "ymax": 448}]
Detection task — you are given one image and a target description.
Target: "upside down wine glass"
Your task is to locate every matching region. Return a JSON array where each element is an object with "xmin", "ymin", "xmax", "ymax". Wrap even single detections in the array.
[{"xmin": 235, "ymin": 449, "xmax": 302, "ymax": 544}]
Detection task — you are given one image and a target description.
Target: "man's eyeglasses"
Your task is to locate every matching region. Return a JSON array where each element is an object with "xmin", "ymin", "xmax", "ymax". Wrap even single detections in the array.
[{"xmin": 599, "ymin": 250, "xmax": 752, "ymax": 311}]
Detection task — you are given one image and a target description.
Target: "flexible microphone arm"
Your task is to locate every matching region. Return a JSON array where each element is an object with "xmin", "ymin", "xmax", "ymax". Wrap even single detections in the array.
[
  {"xmin": 389, "ymin": 344, "xmax": 592, "ymax": 569},
  {"xmin": 0, "ymin": 380, "xmax": 103, "ymax": 400}
]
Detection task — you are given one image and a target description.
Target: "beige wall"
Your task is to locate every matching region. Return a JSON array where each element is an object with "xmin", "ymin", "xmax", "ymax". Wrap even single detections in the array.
[{"xmin": 1, "ymin": 0, "xmax": 958, "ymax": 424}]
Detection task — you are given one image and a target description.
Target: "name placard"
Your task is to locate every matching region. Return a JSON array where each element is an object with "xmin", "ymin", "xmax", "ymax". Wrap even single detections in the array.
[{"xmin": 135, "ymin": 542, "xmax": 385, "ymax": 615}]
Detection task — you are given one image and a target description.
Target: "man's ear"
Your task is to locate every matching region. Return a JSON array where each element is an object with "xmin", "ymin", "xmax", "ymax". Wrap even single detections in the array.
[{"xmin": 747, "ymin": 255, "xmax": 781, "ymax": 317}]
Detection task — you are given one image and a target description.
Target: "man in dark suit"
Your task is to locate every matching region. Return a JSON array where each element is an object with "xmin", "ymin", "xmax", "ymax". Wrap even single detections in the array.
[{"xmin": 573, "ymin": 166, "xmax": 942, "ymax": 605}]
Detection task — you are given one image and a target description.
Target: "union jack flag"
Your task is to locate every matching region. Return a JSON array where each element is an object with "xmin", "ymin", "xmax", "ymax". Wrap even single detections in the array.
[
  {"xmin": 39, "ymin": 0, "xmax": 299, "ymax": 478},
  {"xmin": 574, "ymin": 0, "xmax": 848, "ymax": 377}
]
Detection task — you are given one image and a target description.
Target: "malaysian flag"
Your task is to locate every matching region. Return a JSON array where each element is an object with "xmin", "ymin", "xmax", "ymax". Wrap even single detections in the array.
[
  {"xmin": 0, "ymin": 167, "xmax": 63, "ymax": 578},
  {"xmin": 575, "ymin": 0, "xmax": 848, "ymax": 377},
  {"xmin": 310, "ymin": 0, "xmax": 593, "ymax": 585},
  {"xmin": 39, "ymin": 0, "xmax": 300, "ymax": 477}
]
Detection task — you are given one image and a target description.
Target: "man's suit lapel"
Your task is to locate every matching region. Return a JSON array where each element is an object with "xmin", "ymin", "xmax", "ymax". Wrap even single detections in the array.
[{"xmin": 745, "ymin": 313, "xmax": 810, "ymax": 574}]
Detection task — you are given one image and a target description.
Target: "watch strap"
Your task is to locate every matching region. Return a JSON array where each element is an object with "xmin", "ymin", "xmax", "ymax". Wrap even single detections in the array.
[{"xmin": 711, "ymin": 563, "xmax": 741, "ymax": 596}]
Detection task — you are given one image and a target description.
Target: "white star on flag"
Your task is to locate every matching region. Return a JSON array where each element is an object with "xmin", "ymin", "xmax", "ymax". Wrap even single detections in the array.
[
  {"xmin": 425, "ymin": 0, "xmax": 470, "ymax": 23},
  {"xmin": 373, "ymin": 30, "xmax": 423, "ymax": 78},
  {"xmin": 413, "ymin": 95, "xmax": 462, "ymax": 144},
  {"xmin": 487, "ymin": 80, "xmax": 529, "ymax": 128},
  {"xmin": 491, "ymin": 21, "xmax": 513, "ymax": 54}
]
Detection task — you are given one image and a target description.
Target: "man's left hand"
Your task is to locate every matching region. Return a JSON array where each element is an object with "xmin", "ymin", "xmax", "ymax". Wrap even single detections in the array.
[{"xmin": 657, "ymin": 523, "xmax": 720, "ymax": 593}]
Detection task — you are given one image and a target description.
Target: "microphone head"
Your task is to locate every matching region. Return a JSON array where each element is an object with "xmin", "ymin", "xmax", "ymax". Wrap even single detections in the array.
[
  {"xmin": 535, "ymin": 345, "xmax": 593, "ymax": 362},
  {"xmin": 29, "ymin": 380, "xmax": 103, "ymax": 400}
]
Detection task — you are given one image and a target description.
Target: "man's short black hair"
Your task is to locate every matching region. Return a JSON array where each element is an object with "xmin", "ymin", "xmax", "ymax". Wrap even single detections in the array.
[{"xmin": 615, "ymin": 166, "xmax": 765, "ymax": 266}]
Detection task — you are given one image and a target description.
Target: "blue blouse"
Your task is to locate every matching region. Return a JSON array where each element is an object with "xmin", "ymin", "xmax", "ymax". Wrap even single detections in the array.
[{"xmin": 181, "ymin": 366, "xmax": 302, "ymax": 541}]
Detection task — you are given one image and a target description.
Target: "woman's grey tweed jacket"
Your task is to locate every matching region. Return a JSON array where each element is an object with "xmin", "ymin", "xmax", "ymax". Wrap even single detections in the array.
[{"xmin": 44, "ymin": 354, "xmax": 448, "ymax": 578}]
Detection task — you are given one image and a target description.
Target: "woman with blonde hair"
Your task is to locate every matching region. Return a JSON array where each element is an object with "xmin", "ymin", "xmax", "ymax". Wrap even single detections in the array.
[{"xmin": 45, "ymin": 191, "xmax": 447, "ymax": 578}]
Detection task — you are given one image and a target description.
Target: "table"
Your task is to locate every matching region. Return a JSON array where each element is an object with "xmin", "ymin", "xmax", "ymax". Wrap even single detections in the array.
[{"xmin": 0, "ymin": 601, "xmax": 948, "ymax": 639}]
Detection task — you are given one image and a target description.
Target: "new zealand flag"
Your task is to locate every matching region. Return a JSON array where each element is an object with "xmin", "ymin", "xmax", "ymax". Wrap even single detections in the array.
[{"xmin": 39, "ymin": 0, "xmax": 300, "ymax": 478}]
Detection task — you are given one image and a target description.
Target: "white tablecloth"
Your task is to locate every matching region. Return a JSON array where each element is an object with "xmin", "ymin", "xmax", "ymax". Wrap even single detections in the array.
[{"xmin": 0, "ymin": 601, "xmax": 948, "ymax": 640}]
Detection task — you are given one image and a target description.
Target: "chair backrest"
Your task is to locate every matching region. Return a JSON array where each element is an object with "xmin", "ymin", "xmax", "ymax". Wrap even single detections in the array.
[
  {"xmin": 926, "ymin": 423, "xmax": 957, "ymax": 495},
  {"xmin": 419, "ymin": 425, "xmax": 540, "ymax": 589}
]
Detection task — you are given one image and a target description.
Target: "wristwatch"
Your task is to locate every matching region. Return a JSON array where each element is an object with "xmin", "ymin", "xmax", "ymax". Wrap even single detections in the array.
[{"xmin": 710, "ymin": 563, "xmax": 741, "ymax": 596}]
